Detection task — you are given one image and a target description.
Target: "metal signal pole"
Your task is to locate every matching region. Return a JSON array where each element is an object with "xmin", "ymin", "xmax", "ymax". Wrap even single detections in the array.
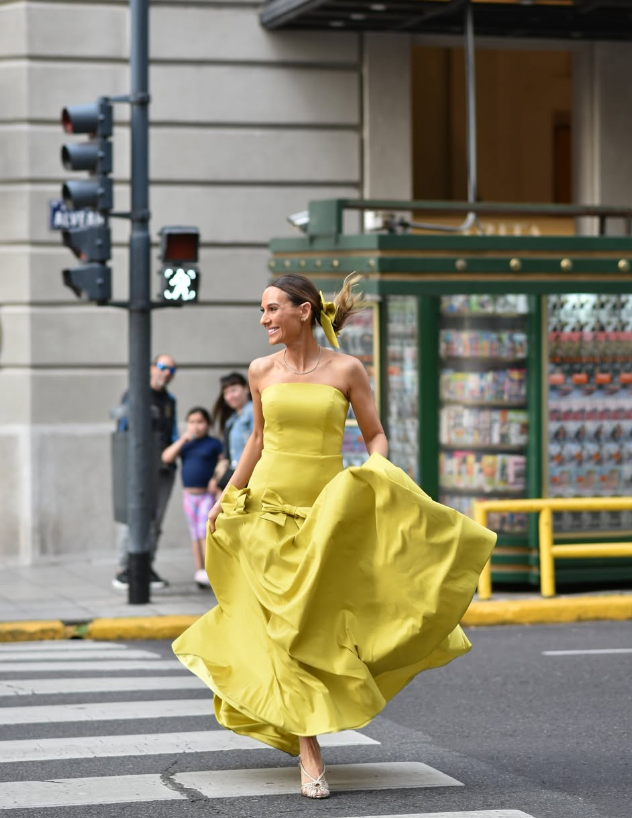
[{"xmin": 127, "ymin": 0, "xmax": 152, "ymax": 604}]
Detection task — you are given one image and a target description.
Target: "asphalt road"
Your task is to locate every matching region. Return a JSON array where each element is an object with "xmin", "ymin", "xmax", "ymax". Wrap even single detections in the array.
[{"xmin": 0, "ymin": 621, "xmax": 630, "ymax": 818}]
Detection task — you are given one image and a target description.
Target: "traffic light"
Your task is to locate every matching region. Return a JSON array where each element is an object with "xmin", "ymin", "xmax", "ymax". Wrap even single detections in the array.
[
  {"xmin": 61, "ymin": 99, "xmax": 113, "ymax": 210},
  {"xmin": 158, "ymin": 227, "xmax": 200, "ymax": 303},
  {"xmin": 60, "ymin": 97, "xmax": 113, "ymax": 302},
  {"xmin": 62, "ymin": 224, "xmax": 112, "ymax": 302}
]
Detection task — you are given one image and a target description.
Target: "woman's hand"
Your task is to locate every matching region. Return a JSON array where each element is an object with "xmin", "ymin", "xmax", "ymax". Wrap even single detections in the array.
[{"xmin": 207, "ymin": 499, "xmax": 222, "ymax": 534}]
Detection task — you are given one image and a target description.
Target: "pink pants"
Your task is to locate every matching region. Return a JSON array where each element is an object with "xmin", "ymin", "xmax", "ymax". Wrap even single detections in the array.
[{"xmin": 183, "ymin": 491, "xmax": 214, "ymax": 540}]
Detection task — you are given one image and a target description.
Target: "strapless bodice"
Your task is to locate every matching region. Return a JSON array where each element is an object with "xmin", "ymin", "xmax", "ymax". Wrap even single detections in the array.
[{"xmin": 261, "ymin": 382, "xmax": 348, "ymax": 456}]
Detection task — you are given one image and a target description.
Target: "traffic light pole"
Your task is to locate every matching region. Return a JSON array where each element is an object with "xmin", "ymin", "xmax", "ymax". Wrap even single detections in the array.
[
  {"xmin": 127, "ymin": 0, "xmax": 152, "ymax": 604},
  {"xmin": 60, "ymin": 0, "xmax": 200, "ymax": 604}
]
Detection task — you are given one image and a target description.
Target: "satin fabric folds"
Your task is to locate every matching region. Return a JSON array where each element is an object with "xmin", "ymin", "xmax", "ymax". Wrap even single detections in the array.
[{"xmin": 173, "ymin": 382, "xmax": 496, "ymax": 756}]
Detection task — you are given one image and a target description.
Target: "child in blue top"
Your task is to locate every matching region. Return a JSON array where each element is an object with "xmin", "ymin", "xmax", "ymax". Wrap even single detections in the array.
[{"xmin": 162, "ymin": 407, "xmax": 224, "ymax": 588}]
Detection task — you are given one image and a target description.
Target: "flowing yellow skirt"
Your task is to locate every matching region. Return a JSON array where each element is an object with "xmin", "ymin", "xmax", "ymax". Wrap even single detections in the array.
[{"xmin": 173, "ymin": 452, "xmax": 496, "ymax": 755}]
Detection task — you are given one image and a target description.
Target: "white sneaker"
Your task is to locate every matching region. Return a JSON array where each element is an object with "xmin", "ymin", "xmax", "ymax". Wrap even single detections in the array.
[{"xmin": 194, "ymin": 568, "xmax": 210, "ymax": 588}]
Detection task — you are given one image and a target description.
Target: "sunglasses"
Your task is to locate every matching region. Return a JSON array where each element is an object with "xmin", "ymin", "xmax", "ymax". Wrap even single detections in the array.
[{"xmin": 155, "ymin": 362, "xmax": 176, "ymax": 375}]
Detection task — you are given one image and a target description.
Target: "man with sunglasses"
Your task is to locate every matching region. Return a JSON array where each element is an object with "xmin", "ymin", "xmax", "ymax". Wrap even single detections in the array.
[{"xmin": 113, "ymin": 354, "xmax": 179, "ymax": 590}]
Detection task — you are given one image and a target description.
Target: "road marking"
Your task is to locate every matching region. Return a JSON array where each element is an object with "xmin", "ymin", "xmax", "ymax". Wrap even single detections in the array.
[
  {"xmin": 543, "ymin": 648, "xmax": 632, "ymax": 656},
  {"xmin": 0, "ymin": 763, "xmax": 458, "ymax": 809},
  {"xmin": 0, "ymin": 698, "xmax": 212, "ymax": 725},
  {"xmin": 350, "ymin": 813, "xmax": 534, "ymax": 818},
  {"xmin": 0, "ymin": 729, "xmax": 378, "ymax": 762},
  {"xmin": 0, "ymin": 676, "xmax": 204, "ymax": 696},
  {"xmin": 349, "ymin": 813, "xmax": 535, "ymax": 818},
  {"xmin": 0, "ymin": 641, "xmax": 127, "ymax": 652},
  {"xmin": 0, "ymin": 649, "xmax": 160, "ymax": 661},
  {"xmin": 0, "ymin": 774, "xmax": 183, "ymax": 809},
  {"xmin": 176, "ymin": 761, "xmax": 462, "ymax": 798},
  {"xmin": 0, "ymin": 659, "xmax": 184, "ymax": 672}
]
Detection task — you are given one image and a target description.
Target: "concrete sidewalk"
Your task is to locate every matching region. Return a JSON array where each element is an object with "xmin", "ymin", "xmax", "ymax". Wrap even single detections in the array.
[
  {"xmin": 1, "ymin": 547, "xmax": 631, "ymax": 641},
  {"xmin": 0, "ymin": 548, "xmax": 215, "ymax": 623}
]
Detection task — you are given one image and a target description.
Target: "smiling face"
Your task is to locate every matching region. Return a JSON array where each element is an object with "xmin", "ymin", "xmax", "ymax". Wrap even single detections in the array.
[{"xmin": 260, "ymin": 286, "xmax": 310, "ymax": 346}]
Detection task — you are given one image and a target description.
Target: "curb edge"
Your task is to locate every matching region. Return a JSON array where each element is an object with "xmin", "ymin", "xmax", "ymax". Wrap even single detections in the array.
[{"xmin": 1, "ymin": 596, "xmax": 631, "ymax": 642}]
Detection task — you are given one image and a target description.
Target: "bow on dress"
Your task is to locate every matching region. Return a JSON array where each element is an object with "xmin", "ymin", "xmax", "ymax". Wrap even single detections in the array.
[
  {"xmin": 261, "ymin": 489, "xmax": 310, "ymax": 527},
  {"xmin": 318, "ymin": 293, "xmax": 339, "ymax": 349},
  {"xmin": 221, "ymin": 486, "xmax": 249, "ymax": 514}
]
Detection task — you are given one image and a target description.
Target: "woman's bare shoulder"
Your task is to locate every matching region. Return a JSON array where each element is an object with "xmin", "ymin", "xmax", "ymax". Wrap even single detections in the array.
[
  {"xmin": 249, "ymin": 353, "xmax": 280, "ymax": 380},
  {"xmin": 326, "ymin": 350, "xmax": 364, "ymax": 377}
]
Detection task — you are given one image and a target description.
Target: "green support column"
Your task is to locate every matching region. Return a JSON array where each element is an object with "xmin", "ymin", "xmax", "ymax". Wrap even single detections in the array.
[
  {"xmin": 378, "ymin": 296, "xmax": 390, "ymax": 437},
  {"xmin": 418, "ymin": 295, "xmax": 440, "ymax": 498},
  {"xmin": 527, "ymin": 295, "xmax": 544, "ymax": 584}
]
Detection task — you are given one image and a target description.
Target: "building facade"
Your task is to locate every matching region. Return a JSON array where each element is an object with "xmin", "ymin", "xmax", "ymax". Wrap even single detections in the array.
[
  {"xmin": 0, "ymin": 1, "xmax": 411, "ymax": 565},
  {"xmin": 1, "ymin": 0, "xmax": 632, "ymax": 565}
]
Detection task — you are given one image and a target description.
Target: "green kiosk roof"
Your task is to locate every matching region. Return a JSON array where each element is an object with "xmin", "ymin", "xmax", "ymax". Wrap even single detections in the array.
[{"xmin": 268, "ymin": 199, "xmax": 632, "ymax": 295}]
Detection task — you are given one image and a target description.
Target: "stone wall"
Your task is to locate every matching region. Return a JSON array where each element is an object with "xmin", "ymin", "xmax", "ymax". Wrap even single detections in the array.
[{"xmin": 0, "ymin": 1, "xmax": 412, "ymax": 566}]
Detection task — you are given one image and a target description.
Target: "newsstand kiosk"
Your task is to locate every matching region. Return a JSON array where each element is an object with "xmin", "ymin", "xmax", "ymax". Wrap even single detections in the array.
[{"xmin": 268, "ymin": 199, "xmax": 632, "ymax": 589}]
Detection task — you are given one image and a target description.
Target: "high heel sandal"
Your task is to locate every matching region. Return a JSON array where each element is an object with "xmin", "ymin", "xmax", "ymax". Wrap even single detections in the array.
[{"xmin": 299, "ymin": 759, "xmax": 330, "ymax": 799}]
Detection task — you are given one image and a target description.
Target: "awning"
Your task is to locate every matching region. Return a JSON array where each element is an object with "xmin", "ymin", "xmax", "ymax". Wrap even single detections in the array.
[{"xmin": 260, "ymin": 0, "xmax": 632, "ymax": 40}]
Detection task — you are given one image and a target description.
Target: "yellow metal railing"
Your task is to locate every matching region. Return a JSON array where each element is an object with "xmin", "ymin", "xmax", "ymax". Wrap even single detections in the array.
[{"xmin": 474, "ymin": 497, "xmax": 632, "ymax": 599}]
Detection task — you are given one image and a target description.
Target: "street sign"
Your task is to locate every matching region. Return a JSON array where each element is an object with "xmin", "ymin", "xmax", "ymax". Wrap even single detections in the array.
[{"xmin": 49, "ymin": 199, "xmax": 105, "ymax": 231}]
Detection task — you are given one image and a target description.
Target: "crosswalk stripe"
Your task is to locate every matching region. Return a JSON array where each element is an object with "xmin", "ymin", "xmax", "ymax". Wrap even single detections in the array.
[
  {"xmin": 0, "ymin": 649, "xmax": 161, "ymax": 661},
  {"xmin": 0, "ymin": 676, "xmax": 204, "ymax": 696},
  {"xmin": 348, "ymin": 813, "xmax": 535, "ymax": 818},
  {"xmin": 0, "ymin": 774, "xmax": 183, "ymax": 810},
  {"xmin": 0, "ymin": 762, "xmax": 458, "ymax": 809},
  {"xmin": 0, "ymin": 659, "xmax": 185, "ymax": 672},
  {"xmin": 0, "ymin": 729, "xmax": 378, "ymax": 763},
  {"xmin": 176, "ymin": 761, "xmax": 463, "ymax": 798},
  {"xmin": 543, "ymin": 648, "xmax": 632, "ymax": 656},
  {"xmin": 0, "ymin": 698, "xmax": 211, "ymax": 725},
  {"xmin": 0, "ymin": 641, "xmax": 126, "ymax": 652}
]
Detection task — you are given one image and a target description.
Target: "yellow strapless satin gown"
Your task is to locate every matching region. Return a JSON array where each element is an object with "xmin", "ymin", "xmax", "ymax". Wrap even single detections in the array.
[{"xmin": 173, "ymin": 382, "xmax": 496, "ymax": 755}]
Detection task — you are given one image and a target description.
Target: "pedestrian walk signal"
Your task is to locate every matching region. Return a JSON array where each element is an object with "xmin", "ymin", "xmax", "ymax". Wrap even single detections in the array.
[
  {"xmin": 158, "ymin": 225, "xmax": 200, "ymax": 304},
  {"xmin": 161, "ymin": 267, "xmax": 199, "ymax": 302}
]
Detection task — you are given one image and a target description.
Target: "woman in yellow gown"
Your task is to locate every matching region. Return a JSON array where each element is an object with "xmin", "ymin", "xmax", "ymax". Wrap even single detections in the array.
[{"xmin": 173, "ymin": 273, "xmax": 496, "ymax": 799}]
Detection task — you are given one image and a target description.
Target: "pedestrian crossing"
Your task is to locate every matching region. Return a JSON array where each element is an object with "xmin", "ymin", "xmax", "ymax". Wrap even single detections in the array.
[
  {"xmin": 0, "ymin": 698, "xmax": 217, "ymax": 724},
  {"xmin": 0, "ymin": 638, "xmax": 537, "ymax": 816}
]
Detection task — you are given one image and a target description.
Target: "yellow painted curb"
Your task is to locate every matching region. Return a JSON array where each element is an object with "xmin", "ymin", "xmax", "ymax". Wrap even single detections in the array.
[
  {"xmin": 462, "ymin": 594, "xmax": 632, "ymax": 626},
  {"xmin": 0, "ymin": 620, "xmax": 68, "ymax": 642},
  {"xmin": 2, "ymin": 595, "xmax": 632, "ymax": 642},
  {"xmin": 86, "ymin": 615, "xmax": 199, "ymax": 641}
]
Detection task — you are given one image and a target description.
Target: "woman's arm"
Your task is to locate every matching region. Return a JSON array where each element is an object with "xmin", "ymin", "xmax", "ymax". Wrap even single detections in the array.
[{"xmin": 347, "ymin": 358, "xmax": 388, "ymax": 458}]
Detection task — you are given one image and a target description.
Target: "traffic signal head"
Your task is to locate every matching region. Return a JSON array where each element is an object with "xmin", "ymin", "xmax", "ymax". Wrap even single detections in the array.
[
  {"xmin": 61, "ymin": 97, "xmax": 113, "ymax": 213},
  {"xmin": 158, "ymin": 227, "xmax": 200, "ymax": 304},
  {"xmin": 63, "ymin": 264, "xmax": 112, "ymax": 303},
  {"xmin": 62, "ymin": 178, "xmax": 113, "ymax": 211},
  {"xmin": 62, "ymin": 100, "xmax": 113, "ymax": 137},
  {"xmin": 63, "ymin": 224, "xmax": 111, "ymax": 262},
  {"xmin": 60, "ymin": 97, "xmax": 114, "ymax": 303},
  {"xmin": 62, "ymin": 141, "xmax": 112, "ymax": 173},
  {"xmin": 159, "ymin": 226, "xmax": 199, "ymax": 264}
]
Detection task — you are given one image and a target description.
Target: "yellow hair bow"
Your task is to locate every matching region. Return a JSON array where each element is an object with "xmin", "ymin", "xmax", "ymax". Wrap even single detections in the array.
[{"xmin": 318, "ymin": 292, "xmax": 339, "ymax": 349}]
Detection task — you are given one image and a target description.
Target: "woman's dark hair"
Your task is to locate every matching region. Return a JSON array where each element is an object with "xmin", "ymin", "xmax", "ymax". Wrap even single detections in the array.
[
  {"xmin": 186, "ymin": 406, "xmax": 211, "ymax": 424},
  {"xmin": 269, "ymin": 272, "xmax": 363, "ymax": 335},
  {"xmin": 212, "ymin": 371, "xmax": 249, "ymax": 432}
]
